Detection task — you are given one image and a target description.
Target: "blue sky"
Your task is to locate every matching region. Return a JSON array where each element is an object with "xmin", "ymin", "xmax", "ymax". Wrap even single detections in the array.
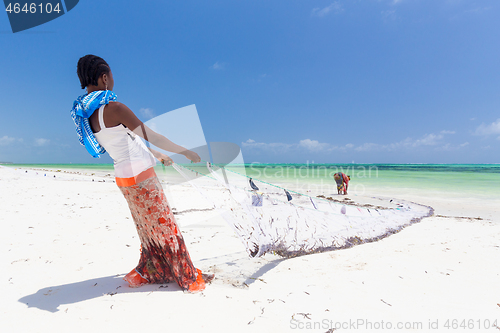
[{"xmin": 0, "ymin": 0, "xmax": 499, "ymax": 164}]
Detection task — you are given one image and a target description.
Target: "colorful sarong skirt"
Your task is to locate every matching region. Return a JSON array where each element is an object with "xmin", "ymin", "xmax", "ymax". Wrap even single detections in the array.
[{"xmin": 117, "ymin": 168, "xmax": 197, "ymax": 290}]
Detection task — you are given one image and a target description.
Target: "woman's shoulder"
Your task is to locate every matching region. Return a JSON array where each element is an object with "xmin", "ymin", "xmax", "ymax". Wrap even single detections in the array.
[
  {"xmin": 106, "ymin": 101, "xmax": 128, "ymax": 112},
  {"xmin": 105, "ymin": 102, "xmax": 134, "ymax": 118},
  {"xmin": 105, "ymin": 101, "xmax": 141, "ymax": 130}
]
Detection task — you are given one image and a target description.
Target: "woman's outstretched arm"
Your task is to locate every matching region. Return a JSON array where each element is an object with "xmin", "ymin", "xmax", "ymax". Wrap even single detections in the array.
[{"xmin": 105, "ymin": 102, "xmax": 201, "ymax": 162}]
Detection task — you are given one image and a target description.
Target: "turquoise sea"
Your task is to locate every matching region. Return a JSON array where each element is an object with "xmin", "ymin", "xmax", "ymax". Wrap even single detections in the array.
[
  {"xmin": 241, "ymin": 163, "xmax": 500, "ymax": 200},
  {"xmin": 5, "ymin": 163, "xmax": 500, "ymax": 201}
]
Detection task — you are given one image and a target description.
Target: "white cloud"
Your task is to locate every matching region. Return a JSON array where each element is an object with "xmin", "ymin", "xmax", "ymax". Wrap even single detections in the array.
[
  {"xmin": 355, "ymin": 131, "xmax": 457, "ymax": 152},
  {"xmin": 355, "ymin": 142, "xmax": 381, "ymax": 152},
  {"xmin": 243, "ymin": 138, "xmax": 337, "ymax": 153},
  {"xmin": 436, "ymin": 142, "xmax": 469, "ymax": 151},
  {"xmin": 0, "ymin": 136, "xmax": 16, "ymax": 146},
  {"xmin": 211, "ymin": 61, "xmax": 225, "ymax": 70},
  {"xmin": 412, "ymin": 133, "xmax": 443, "ymax": 147},
  {"xmin": 243, "ymin": 131, "xmax": 462, "ymax": 155},
  {"xmin": 311, "ymin": 2, "xmax": 343, "ymax": 17},
  {"xmin": 139, "ymin": 108, "xmax": 155, "ymax": 119},
  {"xmin": 242, "ymin": 139, "xmax": 294, "ymax": 153},
  {"xmin": 34, "ymin": 138, "xmax": 50, "ymax": 146},
  {"xmin": 474, "ymin": 119, "xmax": 500, "ymax": 139},
  {"xmin": 406, "ymin": 130, "xmax": 455, "ymax": 148},
  {"xmin": 298, "ymin": 139, "xmax": 330, "ymax": 151}
]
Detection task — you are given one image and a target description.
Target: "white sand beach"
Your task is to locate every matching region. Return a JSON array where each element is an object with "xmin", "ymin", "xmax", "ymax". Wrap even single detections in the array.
[{"xmin": 1, "ymin": 165, "xmax": 499, "ymax": 332}]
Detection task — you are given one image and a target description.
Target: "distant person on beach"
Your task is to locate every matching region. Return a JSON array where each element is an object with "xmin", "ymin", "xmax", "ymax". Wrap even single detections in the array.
[
  {"xmin": 333, "ymin": 172, "xmax": 350, "ymax": 195},
  {"xmin": 70, "ymin": 55, "xmax": 212, "ymax": 292}
]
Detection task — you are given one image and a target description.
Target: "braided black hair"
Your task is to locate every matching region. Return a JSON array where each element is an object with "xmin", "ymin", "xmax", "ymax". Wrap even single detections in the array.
[{"xmin": 77, "ymin": 55, "xmax": 111, "ymax": 89}]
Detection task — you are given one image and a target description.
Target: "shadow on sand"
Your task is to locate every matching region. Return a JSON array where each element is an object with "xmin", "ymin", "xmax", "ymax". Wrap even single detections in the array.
[
  {"xmin": 18, "ymin": 275, "xmax": 181, "ymax": 313},
  {"xmin": 20, "ymin": 253, "xmax": 284, "ymax": 312},
  {"xmin": 197, "ymin": 251, "xmax": 285, "ymax": 287}
]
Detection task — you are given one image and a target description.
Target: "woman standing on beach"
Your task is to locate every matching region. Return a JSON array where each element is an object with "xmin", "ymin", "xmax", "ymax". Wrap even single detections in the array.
[
  {"xmin": 71, "ymin": 54, "xmax": 211, "ymax": 292},
  {"xmin": 334, "ymin": 172, "xmax": 350, "ymax": 195}
]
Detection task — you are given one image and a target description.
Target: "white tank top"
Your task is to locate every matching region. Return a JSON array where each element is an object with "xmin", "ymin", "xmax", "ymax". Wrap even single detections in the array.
[{"xmin": 93, "ymin": 105, "xmax": 156, "ymax": 178}]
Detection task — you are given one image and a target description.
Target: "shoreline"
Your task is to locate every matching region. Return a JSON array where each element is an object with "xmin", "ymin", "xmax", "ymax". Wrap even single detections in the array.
[{"xmin": 3, "ymin": 164, "xmax": 499, "ymax": 219}]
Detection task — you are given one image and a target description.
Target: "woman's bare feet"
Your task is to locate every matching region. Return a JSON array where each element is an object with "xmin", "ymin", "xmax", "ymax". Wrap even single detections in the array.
[
  {"xmin": 187, "ymin": 268, "xmax": 214, "ymax": 293},
  {"xmin": 124, "ymin": 269, "xmax": 148, "ymax": 288}
]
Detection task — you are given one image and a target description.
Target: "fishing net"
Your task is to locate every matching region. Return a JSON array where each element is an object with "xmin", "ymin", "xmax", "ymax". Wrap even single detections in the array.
[
  {"xmin": 142, "ymin": 106, "xmax": 434, "ymax": 259},
  {"xmin": 172, "ymin": 161, "xmax": 434, "ymax": 259}
]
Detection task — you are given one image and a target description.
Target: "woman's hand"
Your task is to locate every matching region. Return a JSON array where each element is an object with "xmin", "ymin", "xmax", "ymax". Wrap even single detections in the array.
[
  {"xmin": 153, "ymin": 151, "xmax": 174, "ymax": 166},
  {"xmin": 183, "ymin": 150, "xmax": 201, "ymax": 163},
  {"xmin": 159, "ymin": 154, "xmax": 174, "ymax": 166}
]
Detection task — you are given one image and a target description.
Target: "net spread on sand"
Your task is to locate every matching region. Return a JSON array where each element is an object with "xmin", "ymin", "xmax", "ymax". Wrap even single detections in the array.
[
  {"xmin": 172, "ymin": 162, "xmax": 434, "ymax": 259},
  {"xmin": 140, "ymin": 107, "xmax": 434, "ymax": 259}
]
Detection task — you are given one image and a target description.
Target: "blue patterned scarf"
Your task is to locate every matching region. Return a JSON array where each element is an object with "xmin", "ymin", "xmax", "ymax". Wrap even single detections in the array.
[{"xmin": 70, "ymin": 90, "xmax": 117, "ymax": 158}]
